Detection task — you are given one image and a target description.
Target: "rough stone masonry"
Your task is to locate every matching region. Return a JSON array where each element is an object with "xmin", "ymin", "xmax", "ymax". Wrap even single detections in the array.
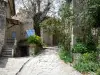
[{"xmin": 0, "ymin": 0, "xmax": 6, "ymax": 54}]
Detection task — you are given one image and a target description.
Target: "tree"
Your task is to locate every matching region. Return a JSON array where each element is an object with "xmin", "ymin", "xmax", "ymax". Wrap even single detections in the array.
[
  {"xmin": 40, "ymin": 0, "xmax": 73, "ymax": 50},
  {"xmin": 40, "ymin": 17, "xmax": 61, "ymax": 34},
  {"xmin": 17, "ymin": 0, "xmax": 53, "ymax": 36},
  {"xmin": 76, "ymin": 0, "xmax": 100, "ymax": 43}
]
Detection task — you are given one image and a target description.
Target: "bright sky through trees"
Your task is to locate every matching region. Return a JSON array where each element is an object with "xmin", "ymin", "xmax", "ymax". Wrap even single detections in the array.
[{"xmin": 15, "ymin": 0, "xmax": 62, "ymax": 17}]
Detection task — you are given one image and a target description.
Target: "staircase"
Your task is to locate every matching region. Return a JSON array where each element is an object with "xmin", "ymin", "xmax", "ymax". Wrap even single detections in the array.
[{"xmin": 1, "ymin": 39, "xmax": 17, "ymax": 57}]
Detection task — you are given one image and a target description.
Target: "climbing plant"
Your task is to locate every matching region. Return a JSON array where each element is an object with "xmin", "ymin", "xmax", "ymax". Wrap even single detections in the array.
[
  {"xmin": 59, "ymin": 1, "xmax": 74, "ymax": 50},
  {"xmin": 57, "ymin": 1, "xmax": 74, "ymax": 63}
]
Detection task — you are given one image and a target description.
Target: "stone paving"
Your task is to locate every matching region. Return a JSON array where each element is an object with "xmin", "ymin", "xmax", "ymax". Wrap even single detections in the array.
[
  {"xmin": 0, "ymin": 57, "xmax": 31, "ymax": 75},
  {"xmin": 18, "ymin": 47, "xmax": 82, "ymax": 75}
]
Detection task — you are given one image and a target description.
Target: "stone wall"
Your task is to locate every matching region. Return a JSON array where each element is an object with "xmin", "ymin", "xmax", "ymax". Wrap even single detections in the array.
[
  {"xmin": 5, "ymin": 24, "xmax": 21, "ymax": 42},
  {"xmin": 0, "ymin": 0, "xmax": 6, "ymax": 55},
  {"xmin": 41, "ymin": 28, "xmax": 53, "ymax": 46},
  {"xmin": 13, "ymin": 11, "xmax": 33, "ymax": 40}
]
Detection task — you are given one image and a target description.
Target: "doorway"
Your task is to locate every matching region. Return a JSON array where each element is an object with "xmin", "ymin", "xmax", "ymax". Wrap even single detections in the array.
[{"xmin": 20, "ymin": 46, "xmax": 29, "ymax": 57}]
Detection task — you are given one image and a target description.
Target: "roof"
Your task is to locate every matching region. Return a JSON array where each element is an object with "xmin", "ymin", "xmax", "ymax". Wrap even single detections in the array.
[
  {"xmin": 6, "ymin": 18, "xmax": 22, "ymax": 25},
  {"xmin": 6, "ymin": 18, "xmax": 22, "ymax": 29},
  {"xmin": 8, "ymin": 0, "xmax": 16, "ymax": 16}
]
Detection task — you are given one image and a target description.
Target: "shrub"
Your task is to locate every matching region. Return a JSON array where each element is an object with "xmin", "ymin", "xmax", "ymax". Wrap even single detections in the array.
[
  {"xmin": 73, "ymin": 40, "xmax": 97, "ymax": 54},
  {"xmin": 86, "ymin": 41, "xmax": 97, "ymax": 52},
  {"xmin": 96, "ymin": 69, "xmax": 100, "ymax": 75},
  {"xmin": 74, "ymin": 53, "xmax": 100, "ymax": 72},
  {"xmin": 76, "ymin": 37, "xmax": 83, "ymax": 43},
  {"xmin": 74, "ymin": 61, "xmax": 100, "ymax": 72},
  {"xmin": 28, "ymin": 35, "xmax": 43, "ymax": 55},
  {"xmin": 81, "ymin": 52, "xmax": 98, "ymax": 62},
  {"xmin": 72, "ymin": 43, "xmax": 87, "ymax": 54},
  {"xmin": 59, "ymin": 46, "xmax": 72, "ymax": 63},
  {"xmin": 27, "ymin": 35, "xmax": 42, "ymax": 46}
]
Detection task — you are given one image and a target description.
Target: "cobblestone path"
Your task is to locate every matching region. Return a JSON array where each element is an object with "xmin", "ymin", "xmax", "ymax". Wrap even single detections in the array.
[
  {"xmin": 18, "ymin": 47, "xmax": 82, "ymax": 75},
  {"xmin": 0, "ymin": 57, "xmax": 31, "ymax": 75}
]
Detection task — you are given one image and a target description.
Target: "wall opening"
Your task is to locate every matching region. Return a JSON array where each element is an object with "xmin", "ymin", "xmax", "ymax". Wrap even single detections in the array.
[{"xmin": 20, "ymin": 46, "xmax": 29, "ymax": 57}]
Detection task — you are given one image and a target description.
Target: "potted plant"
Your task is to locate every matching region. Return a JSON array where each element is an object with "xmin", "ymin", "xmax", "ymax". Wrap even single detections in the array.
[{"xmin": 27, "ymin": 35, "xmax": 42, "ymax": 55}]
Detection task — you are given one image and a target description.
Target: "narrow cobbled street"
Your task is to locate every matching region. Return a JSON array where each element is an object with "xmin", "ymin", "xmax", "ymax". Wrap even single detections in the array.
[
  {"xmin": 0, "ymin": 57, "xmax": 31, "ymax": 75},
  {"xmin": 17, "ymin": 47, "xmax": 82, "ymax": 75}
]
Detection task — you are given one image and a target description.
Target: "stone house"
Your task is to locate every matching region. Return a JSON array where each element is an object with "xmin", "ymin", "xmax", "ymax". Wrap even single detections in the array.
[
  {"xmin": 14, "ymin": 9, "xmax": 57, "ymax": 46},
  {"xmin": 13, "ymin": 9, "xmax": 33, "ymax": 40},
  {"xmin": 5, "ymin": 0, "xmax": 22, "ymax": 42},
  {"xmin": 0, "ymin": 0, "xmax": 22, "ymax": 57}
]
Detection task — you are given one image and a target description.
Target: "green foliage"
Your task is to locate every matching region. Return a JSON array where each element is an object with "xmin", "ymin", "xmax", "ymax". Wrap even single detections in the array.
[
  {"xmin": 59, "ymin": 46, "xmax": 72, "ymax": 63},
  {"xmin": 86, "ymin": 41, "xmax": 97, "ymax": 52},
  {"xmin": 59, "ymin": 3, "xmax": 73, "ymax": 20},
  {"xmin": 34, "ymin": 46, "xmax": 41, "ymax": 55},
  {"xmin": 40, "ymin": 17, "xmax": 61, "ymax": 34},
  {"xmin": 74, "ymin": 61, "xmax": 100, "ymax": 72},
  {"xmin": 73, "ymin": 37, "xmax": 97, "ymax": 53},
  {"xmin": 96, "ymin": 69, "xmax": 100, "ymax": 75},
  {"xmin": 80, "ymin": 53, "xmax": 98, "ymax": 62},
  {"xmin": 58, "ymin": 2, "xmax": 73, "ymax": 51},
  {"xmin": 72, "ymin": 43, "xmax": 87, "ymax": 54},
  {"xmin": 74, "ymin": 52, "xmax": 100, "ymax": 72},
  {"xmin": 77, "ymin": 0, "xmax": 100, "ymax": 27},
  {"xmin": 75, "ymin": 0, "xmax": 100, "ymax": 46},
  {"xmin": 85, "ymin": 34, "xmax": 97, "ymax": 52},
  {"xmin": 58, "ymin": 1, "xmax": 74, "ymax": 64},
  {"xmin": 27, "ymin": 35, "xmax": 42, "ymax": 46},
  {"xmin": 58, "ymin": 0, "xmax": 100, "ymax": 73},
  {"xmin": 87, "ymin": 0, "xmax": 100, "ymax": 27},
  {"xmin": 76, "ymin": 37, "xmax": 83, "ymax": 43}
]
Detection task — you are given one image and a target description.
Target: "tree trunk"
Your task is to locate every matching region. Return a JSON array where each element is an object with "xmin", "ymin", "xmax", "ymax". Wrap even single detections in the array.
[{"xmin": 34, "ymin": 24, "xmax": 41, "ymax": 36}]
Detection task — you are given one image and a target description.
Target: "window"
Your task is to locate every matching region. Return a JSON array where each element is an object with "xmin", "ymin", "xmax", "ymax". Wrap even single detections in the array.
[
  {"xmin": 12, "ymin": 31, "xmax": 16, "ymax": 39},
  {"xmin": 26, "ymin": 29, "xmax": 35, "ymax": 38}
]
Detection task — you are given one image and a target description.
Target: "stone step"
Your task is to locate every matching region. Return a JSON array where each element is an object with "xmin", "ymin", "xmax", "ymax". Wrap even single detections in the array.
[
  {"xmin": 1, "ymin": 39, "xmax": 14, "ymax": 57},
  {"xmin": 2, "ymin": 49, "xmax": 12, "ymax": 52},
  {"xmin": 6, "ymin": 44, "xmax": 14, "ymax": 46},
  {"xmin": 6, "ymin": 41, "xmax": 14, "ymax": 44},
  {"xmin": 2, "ymin": 49, "xmax": 12, "ymax": 53},
  {"xmin": 2, "ymin": 55, "xmax": 12, "ymax": 57},
  {"xmin": 2, "ymin": 49, "xmax": 13, "ymax": 57},
  {"xmin": 6, "ymin": 39, "xmax": 15, "ymax": 44},
  {"xmin": 3, "ymin": 47, "xmax": 13, "ymax": 50},
  {"xmin": 2, "ymin": 51, "xmax": 12, "ymax": 55},
  {"xmin": 4, "ymin": 44, "xmax": 13, "ymax": 46}
]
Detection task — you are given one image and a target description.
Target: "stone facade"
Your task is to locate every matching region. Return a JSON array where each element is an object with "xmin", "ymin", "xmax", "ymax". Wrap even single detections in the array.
[
  {"xmin": 13, "ymin": 10, "xmax": 33, "ymax": 40},
  {"xmin": 41, "ymin": 28, "xmax": 53, "ymax": 46},
  {"xmin": 0, "ymin": 0, "xmax": 6, "ymax": 54},
  {"xmin": 4, "ymin": 0, "xmax": 22, "ymax": 42},
  {"xmin": 5, "ymin": 24, "xmax": 22, "ymax": 41}
]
